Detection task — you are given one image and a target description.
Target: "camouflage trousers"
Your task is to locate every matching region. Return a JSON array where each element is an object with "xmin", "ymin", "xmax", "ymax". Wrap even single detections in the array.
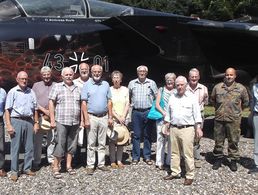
[{"xmin": 213, "ymin": 120, "xmax": 241, "ymax": 160}]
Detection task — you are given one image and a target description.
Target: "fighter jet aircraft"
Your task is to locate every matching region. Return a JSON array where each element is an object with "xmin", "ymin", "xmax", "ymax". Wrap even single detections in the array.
[{"xmin": 0, "ymin": 0, "xmax": 257, "ymax": 90}]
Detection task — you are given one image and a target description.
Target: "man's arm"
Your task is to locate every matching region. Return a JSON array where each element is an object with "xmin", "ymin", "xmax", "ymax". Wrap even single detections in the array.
[
  {"xmin": 49, "ymin": 99, "xmax": 56, "ymax": 129},
  {"xmin": 33, "ymin": 110, "xmax": 40, "ymax": 133},
  {"xmin": 4, "ymin": 109, "xmax": 14, "ymax": 135},
  {"xmin": 81, "ymin": 100, "xmax": 90, "ymax": 129},
  {"xmin": 107, "ymin": 99, "xmax": 113, "ymax": 127}
]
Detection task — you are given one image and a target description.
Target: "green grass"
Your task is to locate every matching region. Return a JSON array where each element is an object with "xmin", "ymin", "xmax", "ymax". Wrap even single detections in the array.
[{"xmin": 204, "ymin": 106, "xmax": 250, "ymax": 118}]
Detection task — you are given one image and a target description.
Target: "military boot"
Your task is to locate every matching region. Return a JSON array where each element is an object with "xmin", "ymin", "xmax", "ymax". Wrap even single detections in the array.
[{"xmin": 212, "ymin": 158, "xmax": 222, "ymax": 170}]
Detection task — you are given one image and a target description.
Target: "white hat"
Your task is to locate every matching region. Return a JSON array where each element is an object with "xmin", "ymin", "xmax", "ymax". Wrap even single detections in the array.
[
  {"xmin": 107, "ymin": 128, "xmax": 118, "ymax": 142},
  {"xmin": 39, "ymin": 116, "xmax": 51, "ymax": 131},
  {"xmin": 114, "ymin": 125, "xmax": 130, "ymax": 146}
]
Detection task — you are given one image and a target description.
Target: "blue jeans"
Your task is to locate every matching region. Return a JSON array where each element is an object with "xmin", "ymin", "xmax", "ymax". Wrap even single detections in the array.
[
  {"xmin": 11, "ymin": 118, "xmax": 34, "ymax": 175},
  {"xmin": 132, "ymin": 110, "xmax": 153, "ymax": 161},
  {"xmin": 253, "ymin": 113, "xmax": 258, "ymax": 167}
]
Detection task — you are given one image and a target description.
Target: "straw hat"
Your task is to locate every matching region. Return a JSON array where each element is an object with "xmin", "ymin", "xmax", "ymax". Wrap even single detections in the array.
[
  {"xmin": 114, "ymin": 125, "xmax": 130, "ymax": 146},
  {"xmin": 39, "ymin": 116, "xmax": 51, "ymax": 131}
]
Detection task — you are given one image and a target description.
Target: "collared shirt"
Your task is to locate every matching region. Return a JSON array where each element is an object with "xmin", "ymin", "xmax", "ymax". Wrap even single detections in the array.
[
  {"xmin": 164, "ymin": 91, "xmax": 202, "ymax": 126},
  {"xmin": 49, "ymin": 82, "xmax": 81, "ymax": 126},
  {"xmin": 81, "ymin": 78, "xmax": 111, "ymax": 114},
  {"xmin": 210, "ymin": 82, "xmax": 249, "ymax": 122},
  {"xmin": 186, "ymin": 83, "xmax": 208, "ymax": 111},
  {"xmin": 73, "ymin": 77, "xmax": 85, "ymax": 90},
  {"xmin": 0, "ymin": 88, "xmax": 6, "ymax": 117},
  {"xmin": 128, "ymin": 78, "xmax": 158, "ymax": 109},
  {"xmin": 251, "ymin": 83, "xmax": 258, "ymax": 113},
  {"xmin": 5, "ymin": 85, "xmax": 37, "ymax": 117},
  {"xmin": 110, "ymin": 86, "xmax": 129, "ymax": 116},
  {"xmin": 32, "ymin": 81, "xmax": 56, "ymax": 109}
]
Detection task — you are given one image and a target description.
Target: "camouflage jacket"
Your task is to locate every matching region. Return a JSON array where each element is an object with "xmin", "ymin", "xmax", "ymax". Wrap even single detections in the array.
[{"xmin": 210, "ymin": 82, "xmax": 249, "ymax": 122}]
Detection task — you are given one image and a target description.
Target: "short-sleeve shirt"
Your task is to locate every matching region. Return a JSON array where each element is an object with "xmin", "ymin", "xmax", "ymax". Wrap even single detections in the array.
[
  {"xmin": 164, "ymin": 91, "xmax": 202, "ymax": 126},
  {"xmin": 128, "ymin": 78, "xmax": 158, "ymax": 109},
  {"xmin": 110, "ymin": 86, "xmax": 129, "ymax": 116},
  {"xmin": 32, "ymin": 81, "xmax": 56, "ymax": 109},
  {"xmin": 5, "ymin": 85, "xmax": 37, "ymax": 117},
  {"xmin": 81, "ymin": 78, "xmax": 111, "ymax": 115},
  {"xmin": 252, "ymin": 83, "xmax": 258, "ymax": 112},
  {"xmin": 0, "ymin": 88, "xmax": 6, "ymax": 117},
  {"xmin": 49, "ymin": 82, "xmax": 81, "ymax": 125},
  {"xmin": 210, "ymin": 82, "xmax": 249, "ymax": 122}
]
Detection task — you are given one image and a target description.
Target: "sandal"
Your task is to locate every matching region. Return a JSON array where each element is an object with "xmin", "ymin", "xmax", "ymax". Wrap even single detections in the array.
[
  {"xmin": 117, "ymin": 162, "xmax": 125, "ymax": 169},
  {"xmin": 67, "ymin": 168, "xmax": 76, "ymax": 175},
  {"xmin": 53, "ymin": 169, "xmax": 62, "ymax": 179}
]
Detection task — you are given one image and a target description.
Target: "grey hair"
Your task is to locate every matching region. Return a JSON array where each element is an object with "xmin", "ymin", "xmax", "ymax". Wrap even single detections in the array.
[
  {"xmin": 137, "ymin": 65, "xmax": 148, "ymax": 72},
  {"xmin": 91, "ymin": 64, "xmax": 103, "ymax": 72},
  {"xmin": 61, "ymin": 67, "xmax": 74, "ymax": 76},
  {"xmin": 40, "ymin": 66, "xmax": 51, "ymax": 74},
  {"xmin": 189, "ymin": 68, "xmax": 200, "ymax": 76},
  {"xmin": 175, "ymin": 76, "xmax": 187, "ymax": 85},
  {"xmin": 111, "ymin": 70, "xmax": 123, "ymax": 79},
  {"xmin": 165, "ymin": 73, "xmax": 176, "ymax": 81}
]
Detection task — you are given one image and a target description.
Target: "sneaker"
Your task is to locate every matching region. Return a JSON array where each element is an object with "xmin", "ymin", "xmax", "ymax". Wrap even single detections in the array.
[
  {"xmin": 10, "ymin": 175, "xmax": 18, "ymax": 182},
  {"xmin": 98, "ymin": 166, "xmax": 110, "ymax": 172},
  {"xmin": 194, "ymin": 160, "xmax": 202, "ymax": 168},
  {"xmin": 24, "ymin": 170, "xmax": 36, "ymax": 176},
  {"xmin": 131, "ymin": 160, "xmax": 139, "ymax": 165},
  {"xmin": 145, "ymin": 159, "xmax": 153, "ymax": 165},
  {"xmin": 86, "ymin": 168, "xmax": 95, "ymax": 175}
]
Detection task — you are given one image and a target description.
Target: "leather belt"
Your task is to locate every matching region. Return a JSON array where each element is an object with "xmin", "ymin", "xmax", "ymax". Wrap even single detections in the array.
[
  {"xmin": 133, "ymin": 108, "xmax": 151, "ymax": 112},
  {"xmin": 88, "ymin": 112, "xmax": 107, "ymax": 117},
  {"xmin": 172, "ymin": 125, "xmax": 194, "ymax": 129},
  {"xmin": 12, "ymin": 116, "xmax": 32, "ymax": 121}
]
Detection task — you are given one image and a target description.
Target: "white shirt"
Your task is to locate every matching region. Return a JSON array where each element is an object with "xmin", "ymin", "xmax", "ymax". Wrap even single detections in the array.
[{"xmin": 164, "ymin": 90, "xmax": 202, "ymax": 126}]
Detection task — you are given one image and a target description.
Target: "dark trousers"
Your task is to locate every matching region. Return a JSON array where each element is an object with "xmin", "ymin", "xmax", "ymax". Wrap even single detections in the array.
[{"xmin": 0, "ymin": 117, "xmax": 5, "ymax": 169}]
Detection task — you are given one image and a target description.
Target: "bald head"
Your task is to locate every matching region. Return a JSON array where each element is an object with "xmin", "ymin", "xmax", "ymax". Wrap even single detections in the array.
[{"xmin": 224, "ymin": 67, "xmax": 236, "ymax": 86}]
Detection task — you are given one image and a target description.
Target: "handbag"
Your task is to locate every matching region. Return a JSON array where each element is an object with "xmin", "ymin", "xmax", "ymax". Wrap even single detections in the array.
[{"xmin": 147, "ymin": 88, "xmax": 164, "ymax": 120}]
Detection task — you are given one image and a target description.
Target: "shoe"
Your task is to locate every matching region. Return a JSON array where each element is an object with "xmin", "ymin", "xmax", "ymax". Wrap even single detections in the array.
[
  {"xmin": 53, "ymin": 170, "xmax": 62, "ymax": 179},
  {"xmin": 86, "ymin": 168, "xmax": 95, "ymax": 175},
  {"xmin": 98, "ymin": 166, "xmax": 110, "ymax": 172},
  {"xmin": 131, "ymin": 160, "xmax": 139, "ymax": 165},
  {"xmin": 117, "ymin": 162, "xmax": 125, "ymax": 169},
  {"xmin": 24, "ymin": 170, "xmax": 36, "ymax": 176},
  {"xmin": 0, "ymin": 169, "xmax": 7, "ymax": 177},
  {"xmin": 10, "ymin": 175, "xmax": 18, "ymax": 182},
  {"xmin": 248, "ymin": 167, "xmax": 258, "ymax": 174},
  {"xmin": 184, "ymin": 178, "xmax": 194, "ymax": 185},
  {"xmin": 194, "ymin": 160, "xmax": 202, "ymax": 168},
  {"xmin": 229, "ymin": 160, "xmax": 237, "ymax": 172},
  {"xmin": 67, "ymin": 167, "xmax": 76, "ymax": 175},
  {"xmin": 156, "ymin": 165, "xmax": 164, "ymax": 170},
  {"xmin": 212, "ymin": 159, "xmax": 222, "ymax": 170},
  {"xmin": 111, "ymin": 163, "xmax": 118, "ymax": 169},
  {"xmin": 163, "ymin": 174, "xmax": 181, "ymax": 180},
  {"xmin": 145, "ymin": 159, "xmax": 153, "ymax": 165}
]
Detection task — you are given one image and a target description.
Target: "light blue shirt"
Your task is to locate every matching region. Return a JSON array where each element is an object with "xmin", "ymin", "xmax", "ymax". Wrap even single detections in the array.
[
  {"xmin": 252, "ymin": 83, "xmax": 258, "ymax": 112},
  {"xmin": 0, "ymin": 88, "xmax": 6, "ymax": 117},
  {"xmin": 81, "ymin": 78, "xmax": 111, "ymax": 114},
  {"xmin": 5, "ymin": 85, "xmax": 37, "ymax": 117}
]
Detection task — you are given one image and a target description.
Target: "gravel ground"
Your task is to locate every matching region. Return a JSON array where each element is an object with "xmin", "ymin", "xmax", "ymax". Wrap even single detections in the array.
[{"xmin": 1, "ymin": 136, "xmax": 258, "ymax": 195}]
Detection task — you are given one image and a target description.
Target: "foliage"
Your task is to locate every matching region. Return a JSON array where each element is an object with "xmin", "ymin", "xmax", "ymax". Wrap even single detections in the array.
[{"xmin": 104, "ymin": 0, "xmax": 258, "ymax": 21}]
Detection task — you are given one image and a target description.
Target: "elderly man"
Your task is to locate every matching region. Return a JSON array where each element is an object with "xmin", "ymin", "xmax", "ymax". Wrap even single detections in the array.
[
  {"xmin": 32, "ymin": 66, "xmax": 56, "ymax": 170},
  {"xmin": 73, "ymin": 62, "xmax": 90, "ymax": 165},
  {"xmin": 211, "ymin": 67, "xmax": 249, "ymax": 172},
  {"xmin": 0, "ymin": 76, "xmax": 7, "ymax": 177},
  {"xmin": 5, "ymin": 71, "xmax": 39, "ymax": 182},
  {"xmin": 128, "ymin": 65, "xmax": 158, "ymax": 165},
  {"xmin": 186, "ymin": 68, "xmax": 208, "ymax": 168},
  {"xmin": 81, "ymin": 64, "xmax": 113, "ymax": 175},
  {"xmin": 49, "ymin": 67, "xmax": 81, "ymax": 179},
  {"xmin": 163, "ymin": 76, "xmax": 203, "ymax": 186}
]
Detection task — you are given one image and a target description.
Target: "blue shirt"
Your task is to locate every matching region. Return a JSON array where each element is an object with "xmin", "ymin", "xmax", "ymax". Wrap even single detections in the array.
[
  {"xmin": 81, "ymin": 78, "xmax": 111, "ymax": 114},
  {"xmin": 128, "ymin": 78, "xmax": 158, "ymax": 109},
  {"xmin": 252, "ymin": 83, "xmax": 258, "ymax": 112},
  {"xmin": 5, "ymin": 85, "xmax": 37, "ymax": 117},
  {"xmin": 0, "ymin": 88, "xmax": 6, "ymax": 117}
]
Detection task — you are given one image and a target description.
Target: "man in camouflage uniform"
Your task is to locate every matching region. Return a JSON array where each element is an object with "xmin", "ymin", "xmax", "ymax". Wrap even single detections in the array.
[{"xmin": 210, "ymin": 67, "xmax": 249, "ymax": 172}]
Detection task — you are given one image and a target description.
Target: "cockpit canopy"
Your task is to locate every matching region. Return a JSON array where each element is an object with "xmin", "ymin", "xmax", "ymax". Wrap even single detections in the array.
[{"xmin": 0, "ymin": 0, "xmax": 134, "ymax": 20}]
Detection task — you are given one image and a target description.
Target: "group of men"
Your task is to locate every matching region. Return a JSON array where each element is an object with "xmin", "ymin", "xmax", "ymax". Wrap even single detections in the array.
[{"xmin": 0, "ymin": 63, "xmax": 256, "ymax": 185}]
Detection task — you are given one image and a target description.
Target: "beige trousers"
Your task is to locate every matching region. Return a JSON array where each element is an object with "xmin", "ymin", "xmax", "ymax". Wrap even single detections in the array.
[{"xmin": 170, "ymin": 126, "xmax": 195, "ymax": 179}]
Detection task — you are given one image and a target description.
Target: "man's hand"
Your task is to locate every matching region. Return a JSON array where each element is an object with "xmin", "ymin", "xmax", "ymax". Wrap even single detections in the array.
[
  {"xmin": 196, "ymin": 127, "xmax": 203, "ymax": 138},
  {"xmin": 6, "ymin": 124, "xmax": 15, "ymax": 136},
  {"xmin": 34, "ymin": 123, "xmax": 40, "ymax": 133}
]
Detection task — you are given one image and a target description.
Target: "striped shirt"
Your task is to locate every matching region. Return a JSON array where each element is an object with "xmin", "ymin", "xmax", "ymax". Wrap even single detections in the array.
[
  {"xmin": 128, "ymin": 78, "xmax": 158, "ymax": 109},
  {"xmin": 159, "ymin": 87, "xmax": 176, "ymax": 112},
  {"xmin": 49, "ymin": 82, "xmax": 81, "ymax": 126},
  {"xmin": 252, "ymin": 83, "xmax": 258, "ymax": 113}
]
